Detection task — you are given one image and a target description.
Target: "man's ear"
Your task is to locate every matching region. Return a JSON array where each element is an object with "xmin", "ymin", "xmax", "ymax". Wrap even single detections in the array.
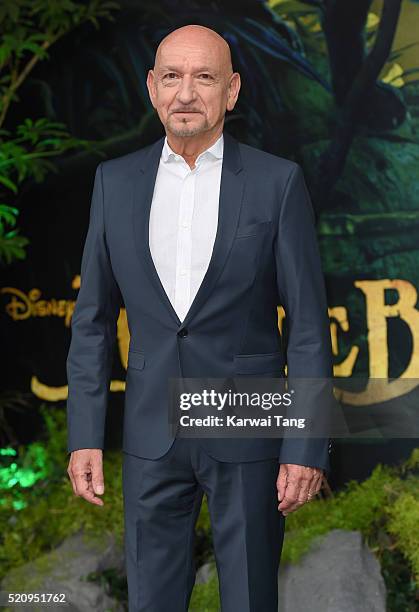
[
  {"xmin": 227, "ymin": 73, "xmax": 241, "ymax": 111},
  {"xmin": 146, "ymin": 69, "xmax": 157, "ymax": 109}
]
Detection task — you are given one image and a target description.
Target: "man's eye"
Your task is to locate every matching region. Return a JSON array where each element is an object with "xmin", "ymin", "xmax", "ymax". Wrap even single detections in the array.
[
  {"xmin": 199, "ymin": 74, "xmax": 212, "ymax": 79},
  {"xmin": 164, "ymin": 73, "xmax": 178, "ymax": 79}
]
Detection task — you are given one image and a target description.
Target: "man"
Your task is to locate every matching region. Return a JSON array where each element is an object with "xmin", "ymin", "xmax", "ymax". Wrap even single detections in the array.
[{"xmin": 66, "ymin": 24, "xmax": 333, "ymax": 612}]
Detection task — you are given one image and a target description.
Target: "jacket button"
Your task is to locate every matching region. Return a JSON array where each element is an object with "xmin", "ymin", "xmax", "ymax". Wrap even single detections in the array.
[{"xmin": 178, "ymin": 328, "xmax": 188, "ymax": 338}]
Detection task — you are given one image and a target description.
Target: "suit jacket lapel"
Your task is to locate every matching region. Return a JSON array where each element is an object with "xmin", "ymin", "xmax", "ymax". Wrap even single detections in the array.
[{"xmin": 132, "ymin": 129, "xmax": 246, "ymax": 328}]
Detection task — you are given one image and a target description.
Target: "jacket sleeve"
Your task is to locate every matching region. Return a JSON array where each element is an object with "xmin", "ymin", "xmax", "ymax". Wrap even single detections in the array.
[
  {"xmin": 66, "ymin": 162, "xmax": 122, "ymax": 454},
  {"xmin": 275, "ymin": 163, "xmax": 333, "ymax": 476}
]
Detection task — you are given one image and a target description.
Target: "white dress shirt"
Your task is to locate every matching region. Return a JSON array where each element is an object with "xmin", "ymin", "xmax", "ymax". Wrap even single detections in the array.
[{"xmin": 149, "ymin": 133, "xmax": 224, "ymax": 322}]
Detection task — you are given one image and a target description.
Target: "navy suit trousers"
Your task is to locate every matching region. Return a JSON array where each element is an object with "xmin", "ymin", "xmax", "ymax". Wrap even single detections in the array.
[{"xmin": 122, "ymin": 437, "xmax": 286, "ymax": 611}]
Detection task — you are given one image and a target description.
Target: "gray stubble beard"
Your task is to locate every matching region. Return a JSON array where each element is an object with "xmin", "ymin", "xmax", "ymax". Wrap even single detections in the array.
[{"xmin": 166, "ymin": 114, "xmax": 210, "ymax": 138}]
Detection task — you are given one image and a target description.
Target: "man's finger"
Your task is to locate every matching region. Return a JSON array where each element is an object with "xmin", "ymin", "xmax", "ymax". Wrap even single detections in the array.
[
  {"xmin": 276, "ymin": 464, "xmax": 288, "ymax": 504},
  {"xmin": 292, "ymin": 469, "xmax": 323, "ymax": 507},
  {"xmin": 91, "ymin": 455, "xmax": 105, "ymax": 496},
  {"xmin": 288, "ymin": 474, "xmax": 312, "ymax": 513},
  {"xmin": 67, "ymin": 460, "xmax": 78, "ymax": 496},
  {"xmin": 79, "ymin": 488, "xmax": 104, "ymax": 506},
  {"xmin": 74, "ymin": 470, "xmax": 104, "ymax": 506},
  {"xmin": 72, "ymin": 464, "xmax": 104, "ymax": 506},
  {"xmin": 278, "ymin": 476, "xmax": 304, "ymax": 514},
  {"xmin": 277, "ymin": 464, "xmax": 305, "ymax": 513},
  {"xmin": 307, "ymin": 472, "xmax": 323, "ymax": 500}
]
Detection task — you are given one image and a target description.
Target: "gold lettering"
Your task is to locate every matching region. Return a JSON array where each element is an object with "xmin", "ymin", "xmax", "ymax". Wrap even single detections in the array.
[
  {"xmin": 338, "ymin": 280, "xmax": 419, "ymax": 405},
  {"xmin": 31, "ymin": 376, "xmax": 126, "ymax": 401},
  {"xmin": 1, "ymin": 287, "xmax": 32, "ymax": 320},
  {"xmin": 355, "ymin": 279, "xmax": 419, "ymax": 378},
  {"xmin": 329, "ymin": 306, "xmax": 359, "ymax": 377},
  {"xmin": 1, "ymin": 286, "xmax": 76, "ymax": 327},
  {"xmin": 3, "ymin": 278, "xmax": 419, "ymax": 407}
]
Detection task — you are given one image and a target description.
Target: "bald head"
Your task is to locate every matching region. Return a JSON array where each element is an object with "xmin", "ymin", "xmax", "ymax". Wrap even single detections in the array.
[{"xmin": 155, "ymin": 25, "xmax": 233, "ymax": 76}]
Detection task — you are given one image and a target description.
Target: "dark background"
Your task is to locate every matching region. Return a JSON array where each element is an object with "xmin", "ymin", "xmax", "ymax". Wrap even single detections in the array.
[{"xmin": 1, "ymin": 0, "xmax": 419, "ymax": 490}]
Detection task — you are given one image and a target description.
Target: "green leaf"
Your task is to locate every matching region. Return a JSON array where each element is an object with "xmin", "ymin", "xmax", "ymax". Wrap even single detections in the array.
[
  {"xmin": 0, "ymin": 228, "xmax": 28, "ymax": 264},
  {"xmin": 0, "ymin": 204, "xmax": 18, "ymax": 227},
  {"xmin": 0, "ymin": 175, "xmax": 18, "ymax": 193}
]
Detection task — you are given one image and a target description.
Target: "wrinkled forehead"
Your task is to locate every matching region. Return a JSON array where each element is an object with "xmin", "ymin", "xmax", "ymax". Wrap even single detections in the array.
[{"xmin": 155, "ymin": 36, "xmax": 230, "ymax": 75}]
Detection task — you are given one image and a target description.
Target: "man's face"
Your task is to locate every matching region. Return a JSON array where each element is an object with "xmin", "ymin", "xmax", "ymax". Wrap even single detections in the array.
[{"xmin": 147, "ymin": 34, "xmax": 239, "ymax": 138}]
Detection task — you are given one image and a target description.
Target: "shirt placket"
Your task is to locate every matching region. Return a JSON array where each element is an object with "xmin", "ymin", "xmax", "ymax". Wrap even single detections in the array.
[{"xmin": 174, "ymin": 163, "xmax": 198, "ymax": 320}]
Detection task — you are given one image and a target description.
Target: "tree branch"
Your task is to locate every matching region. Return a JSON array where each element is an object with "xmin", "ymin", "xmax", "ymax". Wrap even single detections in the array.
[
  {"xmin": 0, "ymin": 39, "xmax": 54, "ymax": 129},
  {"xmin": 314, "ymin": 0, "xmax": 402, "ymax": 210}
]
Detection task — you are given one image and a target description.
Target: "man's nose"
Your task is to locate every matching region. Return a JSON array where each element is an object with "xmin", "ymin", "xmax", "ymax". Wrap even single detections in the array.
[{"xmin": 176, "ymin": 75, "xmax": 197, "ymax": 104}]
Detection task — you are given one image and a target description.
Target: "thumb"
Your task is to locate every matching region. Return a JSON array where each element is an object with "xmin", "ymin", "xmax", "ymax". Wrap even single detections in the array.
[
  {"xmin": 277, "ymin": 464, "xmax": 288, "ymax": 502},
  {"xmin": 91, "ymin": 458, "xmax": 105, "ymax": 495}
]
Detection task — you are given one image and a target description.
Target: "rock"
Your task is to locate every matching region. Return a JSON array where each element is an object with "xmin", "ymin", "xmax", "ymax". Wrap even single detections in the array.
[
  {"xmin": 0, "ymin": 530, "xmax": 125, "ymax": 612},
  {"xmin": 278, "ymin": 528, "xmax": 386, "ymax": 612},
  {"xmin": 194, "ymin": 561, "xmax": 217, "ymax": 585}
]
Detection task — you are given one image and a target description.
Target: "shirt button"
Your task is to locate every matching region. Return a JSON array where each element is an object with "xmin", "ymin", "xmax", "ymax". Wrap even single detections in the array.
[
  {"xmin": 178, "ymin": 328, "xmax": 188, "ymax": 338},
  {"xmin": 180, "ymin": 269, "xmax": 187, "ymax": 276}
]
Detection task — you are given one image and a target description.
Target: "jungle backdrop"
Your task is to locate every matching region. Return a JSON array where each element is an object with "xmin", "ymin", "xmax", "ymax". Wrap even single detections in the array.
[
  {"xmin": 1, "ymin": 1, "xmax": 419, "ymax": 610},
  {"xmin": 1, "ymin": 0, "xmax": 419, "ymax": 491}
]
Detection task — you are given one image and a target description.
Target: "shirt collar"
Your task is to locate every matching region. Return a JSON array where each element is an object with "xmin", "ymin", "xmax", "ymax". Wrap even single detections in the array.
[{"xmin": 161, "ymin": 132, "xmax": 224, "ymax": 165}]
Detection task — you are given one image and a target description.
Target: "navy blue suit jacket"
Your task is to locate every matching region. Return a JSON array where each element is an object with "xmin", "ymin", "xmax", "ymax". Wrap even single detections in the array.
[{"xmin": 66, "ymin": 129, "xmax": 333, "ymax": 474}]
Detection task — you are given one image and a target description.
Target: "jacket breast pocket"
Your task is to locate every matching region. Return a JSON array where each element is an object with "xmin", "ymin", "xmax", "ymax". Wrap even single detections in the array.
[
  {"xmin": 127, "ymin": 349, "xmax": 145, "ymax": 370},
  {"xmin": 235, "ymin": 220, "xmax": 272, "ymax": 239},
  {"xmin": 233, "ymin": 350, "xmax": 285, "ymax": 375}
]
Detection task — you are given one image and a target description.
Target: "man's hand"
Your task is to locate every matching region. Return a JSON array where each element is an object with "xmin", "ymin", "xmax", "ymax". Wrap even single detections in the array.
[
  {"xmin": 67, "ymin": 449, "xmax": 105, "ymax": 506},
  {"xmin": 277, "ymin": 463, "xmax": 323, "ymax": 516}
]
